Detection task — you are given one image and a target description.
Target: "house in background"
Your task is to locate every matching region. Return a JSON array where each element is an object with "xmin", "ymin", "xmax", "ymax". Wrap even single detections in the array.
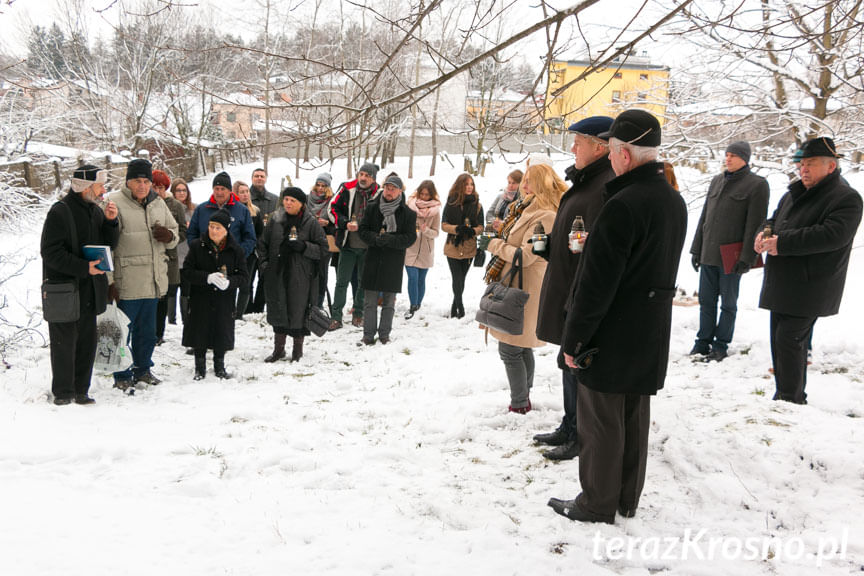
[{"xmin": 544, "ymin": 51, "xmax": 670, "ymax": 133}]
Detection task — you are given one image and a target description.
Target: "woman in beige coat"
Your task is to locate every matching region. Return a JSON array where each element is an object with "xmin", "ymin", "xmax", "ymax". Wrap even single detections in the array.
[
  {"xmin": 404, "ymin": 180, "xmax": 441, "ymax": 319},
  {"xmin": 477, "ymin": 164, "xmax": 565, "ymax": 414}
]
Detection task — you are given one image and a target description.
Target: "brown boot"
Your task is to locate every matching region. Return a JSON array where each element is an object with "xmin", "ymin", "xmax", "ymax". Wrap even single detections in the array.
[
  {"xmin": 264, "ymin": 333, "xmax": 287, "ymax": 363},
  {"xmin": 290, "ymin": 336, "xmax": 304, "ymax": 362}
]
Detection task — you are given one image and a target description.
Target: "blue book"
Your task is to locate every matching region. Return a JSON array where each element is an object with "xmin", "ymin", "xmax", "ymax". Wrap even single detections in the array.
[{"xmin": 83, "ymin": 245, "xmax": 114, "ymax": 272}]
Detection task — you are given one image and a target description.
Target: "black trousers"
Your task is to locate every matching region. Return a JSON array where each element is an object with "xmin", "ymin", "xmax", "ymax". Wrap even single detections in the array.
[
  {"xmin": 559, "ymin": 369, "xmax": 579, "ymax": 440},
  {"xmin": 576, "ymin": 381, "xmax": 650, "ymax": 521},
  {"xmin": 156, "ymin": 284, "xmax": 179, "ymax": 339},
  {"xmin": 247, "ymin": 259, "xmax": 266, "ymax": 314},
  {"xmin": 49, "ymin": 312, "xmax": 97, "ymax": 399},
  {"xmin": 447, "ymin": 257, "xmax": 472, "ymax": 305},
  {"xmin": 770, "ymin": 312, "xmax": 816, "ymax": 404}
]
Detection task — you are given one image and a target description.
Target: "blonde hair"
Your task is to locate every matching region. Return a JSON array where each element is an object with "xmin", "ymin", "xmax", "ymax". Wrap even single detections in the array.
[
  {"xmin": 521, "ymin": 164, "xmax": 567, "ymax": 211},
  {"xmin": 233, "ymin": 180, "xmax": 259, "ymax": 217}
]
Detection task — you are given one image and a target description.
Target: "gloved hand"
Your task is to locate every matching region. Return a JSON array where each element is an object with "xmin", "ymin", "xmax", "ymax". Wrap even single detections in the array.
[
  {"xmin": 476, "ymin": 234, "xmax": 491, "ymax": 251},
  {"xmin": 285, "ymin": 238, "xmax": 305, "ymax": 253},
  {"xmin": 215, "ymin": 275, "xmax": 230, "ymax": 290},
  {"xmin": 207, "ymin": 272, "xmax": 225, "ymax": 288},
  {"xmin": 691, "ymin": 255, "xmax": 700, "ymax": 272},
  {"xmin": 731, "ymin": 261, "xmax": 751, "ymax": 275},
  {"xmin": 151, "ymin": 224, "xmax": 173, "ymax": 243},
  {"xmin": 375, "ymin": 234, "xmax": 390, "ymax": 247},
  {"xmin": 456, "ymin": 224, "xmax": 475, "ymax": 239},
  {"xmin": 108, "ymin": 283, "xmax": 119, "ymax": 304}
]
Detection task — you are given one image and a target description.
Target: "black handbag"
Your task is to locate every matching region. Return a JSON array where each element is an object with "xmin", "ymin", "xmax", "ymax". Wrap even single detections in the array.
[
  {"xmin": 41, "ymin": 202, "xmax": 81, "ymax": 324},
  {"xmin": 475, "ymin": 248, "xmax": 529, "ymax": 336},
  {"xmin": 305, "ymin": 275, "xmax": 332, "ymax": 338},
  {"xmin": 473, "ymin": 248, "xmax": 486, "ymax": 267}
]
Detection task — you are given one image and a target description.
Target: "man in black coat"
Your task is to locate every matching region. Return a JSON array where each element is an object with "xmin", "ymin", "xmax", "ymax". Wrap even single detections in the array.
[
  {"xmin": 358, "ymin": 174, "xmax": 416, "ymax": 345},
  {"xmin": 40, "ymin": 165, "xmax": 120, "ymax": 405},
  {"xmin": 690, "ymin": 141, "xmax": 769, "ymax": 362},
  {"xmin": 247, "ymin": 167, "xmax": 278, "ymax": 314},
  {"xmin": 755, "ymin": 137, "xmax": 862, "ymax": 404},
  {"xmin": 549, "ymin": 109, "xmax": 687, "ymax": 524},
  {"xmin": 533, "ymin": 115, "xmax": 616, "ymax": 461}
]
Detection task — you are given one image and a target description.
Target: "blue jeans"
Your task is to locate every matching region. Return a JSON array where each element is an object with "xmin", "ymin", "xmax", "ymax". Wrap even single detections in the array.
[
  {"xmin": 113, "ymin": 298, "xmax": 158, "ymax": 382},
  {"xmin": 695, "ymin": 264, "xmax": 741, "ymax": 353},
  {"xmin": 405, "ymin": 266, "xmax": 428, "ymax": 308}
]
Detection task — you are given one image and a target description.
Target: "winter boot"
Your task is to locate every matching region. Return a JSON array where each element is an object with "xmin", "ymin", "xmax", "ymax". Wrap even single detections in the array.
[
  {"xmin": 264, "ymin": 333, "xmax": 287, "ymax": 363},
  {"xmin": 214, "ymin": 354, "xmax": 231, "ymax": 379},
  {"xmin": 194, "ymin": 353, "xmax": 206, "ymax": 381},
  {"xmin": 290, "ymin": 336, "xmax": 304, "ymax": 362}
]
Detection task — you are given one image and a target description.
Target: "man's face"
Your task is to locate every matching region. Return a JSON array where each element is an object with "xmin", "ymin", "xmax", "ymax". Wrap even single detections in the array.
[
  {"xmin": 381, "ymin": 183, "xmax": 402, "ymax": 202},
  {"xmin": 608, "ymin": 141, "xmax": 629, "ymax": 176},
  {"xmin": 127, "ymin": 178, "xmax": 151, "ymax": 201},
  {"xmin": 251, "ymin": 170, "xmax": 267, "ymax": 188},
  {"xmin": 572, "ymin": 133, "xmax": 608, "ymax": 170},
  {"xmin": 799, "ymin": 157, "xmax": 836, "ymax": 189},
  {"xmin": 81, "ymin": 182, "xmax": 106, "ymax": 204},
  {"xmin": 724, "ymin": 152, "xmax": 747, "ymax": 173},
  {"xmin": 357, "ymin": 171, "xmax": 374, "ymax": 189},
  {"xmin": 212, "ymin": 185, "xmax": 231, "ymax": 205}
]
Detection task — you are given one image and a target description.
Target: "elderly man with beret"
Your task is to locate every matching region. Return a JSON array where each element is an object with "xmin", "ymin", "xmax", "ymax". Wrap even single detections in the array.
[{"xmin": 755, "ymin": 137, "xmax": 862, "ymax": 404}]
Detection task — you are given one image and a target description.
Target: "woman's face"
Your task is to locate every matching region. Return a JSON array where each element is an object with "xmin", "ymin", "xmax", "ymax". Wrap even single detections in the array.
[
  {"xmin": 208, "ymin": 221, "xmax": 227, "ymax": 244},
  {"xmin": 506, "ymin": 177, "xmax": 519, "ymax": 193},
  {"xmin": 236, "ymin": 185, "xmax": 250, "ymax": 204},
  {"xmin": 521, "ymin": 178, "xmax": 534, "ymax": 197},
  {"xmin": 173, "ymin": 185, "xmax": 188, "ymax": 203},
  {"xmin": 283, "ymin": 195, "xmax": 302, "ymax": 215},
  {"xmin": 464, "ymin": 179, "xmax": 475, "ymax": 195},
  {"xmin": 417, "ymin": 188, "xmax": 432, "ymax": 201}
]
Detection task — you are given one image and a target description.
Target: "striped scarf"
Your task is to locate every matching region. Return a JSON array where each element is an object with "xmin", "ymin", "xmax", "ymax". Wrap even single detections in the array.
[{"xmin": 484, "ymin": 195, "xmax": 532, "ymax": 284}]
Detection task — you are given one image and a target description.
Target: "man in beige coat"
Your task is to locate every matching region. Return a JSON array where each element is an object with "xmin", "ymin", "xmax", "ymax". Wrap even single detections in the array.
[{"xmin": 109, "ymin": 159, "xmax": 179, "ymax": 389}]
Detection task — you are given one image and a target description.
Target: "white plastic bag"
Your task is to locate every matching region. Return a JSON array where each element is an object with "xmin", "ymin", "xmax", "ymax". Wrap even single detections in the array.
[{"xmin": 94, "ymin": 303, "xmax": 132, "ymax": 374}]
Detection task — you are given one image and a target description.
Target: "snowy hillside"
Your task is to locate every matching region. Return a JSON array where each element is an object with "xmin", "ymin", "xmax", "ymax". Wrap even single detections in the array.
[{"xmin": 0, "ymin": 154, "xmax": 862, "ymax": 575}]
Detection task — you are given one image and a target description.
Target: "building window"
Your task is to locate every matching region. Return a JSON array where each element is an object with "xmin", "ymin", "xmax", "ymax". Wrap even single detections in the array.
[
  {"xmin": 227, "ymin": 112, "xmax": 237, "ymax": 122},
  {"xmin": 637, "ymin": 91, "xmax": 648, "ymax": 101},
  {"xmin": 211, "ymin": 112, "xmax": 220, "ymax": 124},
  {"xmin": 640, "ymin": 74, "xmax": 648, "ymax": 80},
  {"xmin": 612, "ymin": 91, "xmax": 621, "ymax": 102},
  {"xmin": 614, "ymin": 72, "xmax": 623, "ymax": 79}
]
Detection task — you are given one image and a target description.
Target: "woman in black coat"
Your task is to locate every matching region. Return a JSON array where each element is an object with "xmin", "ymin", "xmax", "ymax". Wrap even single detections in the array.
[
  {"xmin": 181, "ymin": 209, "xmax": 249, "ymax": 380},
  {"xmin": 259, "ymin": 187, "xmax": 328, "ymax": 362}
]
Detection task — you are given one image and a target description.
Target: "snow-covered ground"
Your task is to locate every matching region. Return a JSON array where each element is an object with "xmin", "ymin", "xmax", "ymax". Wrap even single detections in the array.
[{"xmin": 1, "ymin": 154, "xmax": 862, "ymax": 575}]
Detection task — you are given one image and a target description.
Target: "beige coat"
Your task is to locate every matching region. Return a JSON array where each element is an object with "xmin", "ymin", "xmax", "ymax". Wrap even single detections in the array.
[
  {"xmin": 108, "ymin": 188, "xmax": 179, "ymax": 300},
  {"xmin": 404, "ymin": 197, "xmax": 441, "ymax": 269},
  {"xmin": 485, "ymin": 201, "xmax": 555, "ymax": 349}
]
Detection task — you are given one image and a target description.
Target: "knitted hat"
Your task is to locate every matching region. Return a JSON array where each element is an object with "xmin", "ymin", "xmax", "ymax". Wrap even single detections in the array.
[
  {"xmin": 71, "ymin": 164, "xmax": 108, "ymax": 193},
  {"xmin": 358, "ymin": 162, "xmax": 379, "ymax": 179},
  {"xmin": 152, "ymin": 169, "xmax": 171, "ymax": 188},
  {"xmin": 599, "ymin": 109, "xmax": 661, "ymax": 146},
  {"xmin": 125, "ymin": 158, "xmax": 153, "ymax": 182},
  {"xmin": 212, "ymin": 171, "xmax": 232, "ymax": 190},
  {"xmin": 209, "ymin": 208, "xmax": 231, "ymax": 230},
  {"xmin": 281, "ymin": 186, "xmax": 307, "ymax": 204},
  {"xmin": 725, "ymin": 141, "xmax": 751, "ymax": 164},
  {"xmin": 568, "ymin": 116, "xmax": 614, "ymax": 139},
  {"xmin": 315, "ymin": 172, "xmax": 332, "ymax": 187},
  {"xmin": 383, "ymin": 174, "xmax": 404, "ymax": 190}
]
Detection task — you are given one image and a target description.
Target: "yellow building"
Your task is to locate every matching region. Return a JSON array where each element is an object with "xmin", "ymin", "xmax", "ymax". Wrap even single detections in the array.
[{"xmin": 545, "ymin": 53, "xmax": 669, "ymax": 133}]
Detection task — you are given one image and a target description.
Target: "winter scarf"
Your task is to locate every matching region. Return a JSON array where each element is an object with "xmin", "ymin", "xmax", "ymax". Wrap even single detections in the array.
[
  {"xmin": 484, "ymin": 194, "xmax": 532, "ymax": 284},
  {"xmin": 379, "ymin": 193, "xmax": 402, "ymax": 233},
  {"xmin": 407, "ymin": 196, "xmax": 441, "ymax": 220},
  {"xmin": 306, "ymin": 190, "xmax": 330, "ymax": 220},
  {"xmin": 353, "ymin": 185, "xmax": 374, "ymax": 223}
]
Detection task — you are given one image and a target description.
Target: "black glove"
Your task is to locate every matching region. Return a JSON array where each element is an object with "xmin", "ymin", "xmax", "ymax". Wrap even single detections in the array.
[
  {"xmin": 456, "ymin": 225, "xmax": 474, "ymax": 239},
  {"xmin": 731, "ymin": 261, "xmax": 751, "ymax": 275},
  {"xmin": 108, "ymin": 283, "xmax": 119, "ymax": 304},
  {"xmin": 151, "ymin": 224, "xmax": 173, "ymax": 243},
  {"xmin": 375, "ymin": 234, "xmax": 394, "ymax": 248},
  {"xmin": 285, "ymin": 238, "xmax": 305, "ymax": 253},
  {"xmin": 691, "ymin": 255, "xmax": 700, "ymax": 272}
]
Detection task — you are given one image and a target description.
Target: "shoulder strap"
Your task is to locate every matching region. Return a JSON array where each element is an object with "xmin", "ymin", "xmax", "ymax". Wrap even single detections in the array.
[
  {"xmin": 501, "ymin": 248, "xmax": 523, "ymax": 289},
  {"xmin": 59, "ymin": 201, "xmax": 78, "ymax": 250}
]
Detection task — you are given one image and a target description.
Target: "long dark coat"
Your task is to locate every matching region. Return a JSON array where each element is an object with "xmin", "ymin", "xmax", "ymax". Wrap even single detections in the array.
[
  {"xmin": 536, "ymin": 156, "xmax": 615, "ymax": 345},
  {"xmin": 259, "ymin": 208, "xmax": 328, "ymax": 330},
  {"xmin": 181, "ymin": 235, "xmax": 248, "ymax": 351},
  {"xmin": 40, "ymin": 191, "xmax": 120, "ymax": 317},
  {"xmin": 759, "ymin": 169, "xmax": 862, "ymax": 318},
  {"xmin": 561, "ymin": 161, "xmax": 687, "ymax": 396},
  {"xmin": 358, "ymin": 195, "xmax": 417, "ymax": 293}
]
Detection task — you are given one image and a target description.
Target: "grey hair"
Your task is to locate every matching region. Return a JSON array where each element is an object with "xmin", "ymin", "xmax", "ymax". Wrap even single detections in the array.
[{"xmin": 609, "ymin": 138, "xmax": 658, "ymax": 165}]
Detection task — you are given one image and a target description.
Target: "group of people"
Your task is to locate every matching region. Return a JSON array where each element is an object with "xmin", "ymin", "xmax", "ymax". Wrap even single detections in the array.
[{"xmin": 40, "ymin": 106, "xmax": 861, "ymax": 527}]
